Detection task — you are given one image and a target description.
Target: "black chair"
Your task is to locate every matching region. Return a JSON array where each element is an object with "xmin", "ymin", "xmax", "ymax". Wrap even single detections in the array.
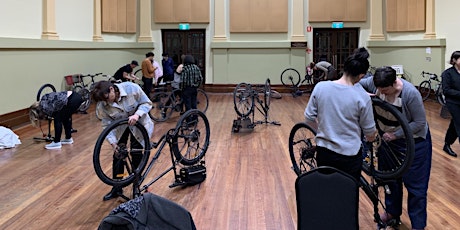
[{"xmin": 295, "ymin": 166, "xmax": 359, "ymax": 230}]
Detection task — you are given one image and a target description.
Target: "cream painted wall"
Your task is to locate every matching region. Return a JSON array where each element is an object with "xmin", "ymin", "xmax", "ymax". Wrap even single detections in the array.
[
  {"xmin": 56, "ymin": 0, "xmax": 93, "ymax": 41},
  {"xmin": 436, "ymin": 1, "xmax": 460, "ymax": 69},
  {"xmin": 0, "ymin": 0, "xmax": 42, "ymax": 39}
]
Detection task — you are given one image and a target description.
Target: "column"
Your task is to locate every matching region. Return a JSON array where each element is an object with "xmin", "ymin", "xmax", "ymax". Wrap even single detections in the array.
[
  {"xmin": 368, "ymin": 0, "xmax": 385, "ymax": 41},
  {"xmin": 41, "ymin": 0, "xmax": 59, "ymax": 40},
  {"xmin": 213, "ymin": 0, "xmax": 226, "ymax": 41},
  {"xmin": 290, "ymin": 0, "xmax": 305, "ymax": 41},
  {"xmin": 92, "ymin": 0, "xmax": 103, "ymax": 41},
  {"xmin": 423, "ymin": 0, "xmax": 436, "ymax": 39},
  {"xmin": 138, "ymin": 0, "xmax": 153, "ymax": 42}
]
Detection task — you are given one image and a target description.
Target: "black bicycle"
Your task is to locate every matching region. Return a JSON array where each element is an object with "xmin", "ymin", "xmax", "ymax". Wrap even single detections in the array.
[
  {"xmin": 280, "ymin": 68, "xmax": 315, "ymax": 97},
  {"xmin": 232, "ymin": 78, "xmax": 280, "ymax": 132},
  {"xmin": 31, "ymin": 83, "xmax": 57, "ymax": 142},
  {"xmin": 418, "ymin": 71, "xmax": 445, "ymax": 105},
  {"xmin": 289, "ymin": 97, "xmax": 415, "ymax": 229},
  {"xmin": 93, "ymin": 109, "xmax": 210, "ymax": 199}
]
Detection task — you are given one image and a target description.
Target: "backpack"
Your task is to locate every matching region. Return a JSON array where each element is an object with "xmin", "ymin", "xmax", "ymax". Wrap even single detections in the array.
[{"xmin": 39, "ymin": 92, "xmax": 68, "ymax": 116}]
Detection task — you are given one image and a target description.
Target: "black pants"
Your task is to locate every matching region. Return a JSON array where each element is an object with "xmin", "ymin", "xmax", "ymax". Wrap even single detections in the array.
[
  {"xmin": 113, "ymin": 128, "xmax": 143, "ymax": 180},
  {"xmin": 445, "ymin": 101, "xmax": 460, "ymax": 145},
  {"xmin": 142, "ymin": 76, "xmax": 153, "ymax": 97},
  {"xmin": 52, "ymin": 93, "xmax": 83, "ymax": 142},
  {"xmin": 316, "ymin": 146, "xmax": 362, "ymax": 182}
]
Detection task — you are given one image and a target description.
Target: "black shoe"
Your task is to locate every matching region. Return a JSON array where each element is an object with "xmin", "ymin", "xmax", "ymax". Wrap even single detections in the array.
[
  {"xmin": 443, "ymin": 144, "xmax": 458, "ymax": 157},
  {"xmin": 103, "ymin": 188, "xmax": 123, "ymax": 201}
]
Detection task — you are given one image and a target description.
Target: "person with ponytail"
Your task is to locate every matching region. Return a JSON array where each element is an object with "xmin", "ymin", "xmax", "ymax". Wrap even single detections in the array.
[{"xmin": 304, "ymin": 47, "xmax": 377, "ymax": 181}]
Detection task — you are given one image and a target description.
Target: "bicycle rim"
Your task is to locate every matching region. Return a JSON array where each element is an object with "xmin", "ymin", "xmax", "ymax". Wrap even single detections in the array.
[
  {"xmin": 289, "ymin": 122, "xmax": 317, "ymax": 176},
  {"xmin": 418, "ymin": 81, "xmax": 431, "ymax": 101},
  {"xmin": 37, "ymin": 84, "xmax": 56, "ymax": 101},
  {"xmin": 197, "ymin": 88, "xmax": 209, "ymax": 113},
  {"xmin": 171, "ymin": 109, "xmax": 210, "ymax": 166},
  {"xmin": 149, "ymin": 92, "xmax": 173, "ymax": 122},
  {"xmin": 93, "ymin": 118, "xmax": 151, "ymax": 187},
  {"xmin": 77, "ymin": 88, "xmax": 91, "ymax": 112},
  {"xmin": 362, "ymin": 98, "xmax": 415, "ymax": 180},
  {"xmin": 264, "ymin": 78, "xmax": 271, "ymax": 107},
  {"xmin": 281, "ymin": 68, "xmax": 300, "ymax": 86},
  {"xmin": 436, "ymin": 86, "xmax": 446, "ymax": 106},
  {"xmin": 233, "ymin": 82, "xmax": 254, "ymax": 117}
]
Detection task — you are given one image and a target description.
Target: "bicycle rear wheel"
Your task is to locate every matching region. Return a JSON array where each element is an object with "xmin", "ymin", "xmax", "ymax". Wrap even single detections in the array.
[
  {"xmin": 93, "ymin": 118, "xmax": 151, "ymax": 187},
  {"xmin": 281, "ymin": 68, "xmax": 300, "ymax": 86},
  {"xmin": 76, "ymin": 88, "xmax": 91, "ymax": 112},
  {"xmin": 37, "ymin": 83, "xmax": 56, "ymax": 101},
  {"xmin": 362, "ymin": 97, "xmax": 415, "ymax": 180},
  {"xmin": 264, "ymin": 78, "xmax": 271, "ymax": 107},
  {"xmin": 418, "ymin": 80, "xmax": 431, "ymax": 101},
  {"xmin": 289, "ymin": 122, "xmax": 317, "ymax": 176},
  {"xmin": 149, "ymin": 91, "xmax": 174, "ymax": 122},
  {"xmin": 197, "ymin": 88, "xmax": 209, "ymax": 113},
  {"xmin": 436, "ymin": 85, "xmax": 446, "ymax": 106},
  {"xmin": 233, "ymin": 82, "xmax": 254, "ymax": 117},
  {"xmin": 171, "ymin": 109, "xmax": 210, "ymax": 166}
]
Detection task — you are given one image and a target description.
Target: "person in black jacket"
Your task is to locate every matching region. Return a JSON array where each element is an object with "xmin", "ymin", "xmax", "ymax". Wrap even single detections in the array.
[{"xmin": 442, "ymin": 51, "xmax": 460, "ymax": 157}]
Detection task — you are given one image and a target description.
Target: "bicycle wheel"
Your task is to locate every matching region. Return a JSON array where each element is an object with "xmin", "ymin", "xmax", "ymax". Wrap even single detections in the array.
[
  {"xmin": 233, "ymin": 82, "xmax": 254, "ymax": 117},
  {"xmin": 436, "ymin": 85, "xmax": 446, "ymax": 106},
  {"xmin": 36, "ymin": 83, "xmax": 56, "ymax": 101},
  {"xmin": 93, "ymin": 118, "xmax": 151, "ymax": 187},
  {"xmin": 362, "ymin": 97, "xmax": 415, "ymax": 180},
  {"xmin": 418, "ymin": 80, "xmax": 431, "ymax": 101},
  {"xmin": 196, "ymin": 88, "xmax": 209, "ymax": 113},
  {"xmin": 281, "ymin": 68, "xmax": 300, "ymax": 86},
  {"xmin": 171, "ymin": 109, "xmax": 210, "ymax": 166},
  {"xmin": 149, "ymin": 91, "xmax": 174, "ymax": 122},
  {"xmin": 77, "ymin": 88, "xmax": 92, "ymax": 112},
  {"xmin": 289, "ymin": 122, "xmax": 317, "ymax": 176},
  {"xmin": 264, "ymin": 78, "xmax": 271, "ymax": 107}
]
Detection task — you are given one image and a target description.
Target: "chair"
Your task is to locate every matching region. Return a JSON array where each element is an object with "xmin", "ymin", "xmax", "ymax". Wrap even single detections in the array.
[{"xmin": 295, "ymin": 166, "xmax": 359, "ymax": 230}]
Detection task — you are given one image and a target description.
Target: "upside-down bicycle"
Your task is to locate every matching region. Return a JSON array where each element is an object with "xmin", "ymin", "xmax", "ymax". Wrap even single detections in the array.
[
  {"xmin": 232, "ymin": 78, "xmax": 280, "ymax": 132},
  {"xmin": 93, "ymin": 109, "xmax": 210, "ymax": 200},
  {"xmin": 289, "ymin": 97, "xmax": 415, "ymax": 229}
]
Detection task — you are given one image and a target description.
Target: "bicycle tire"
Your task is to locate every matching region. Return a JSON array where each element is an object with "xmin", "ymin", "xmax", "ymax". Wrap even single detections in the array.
[
  {"xmin": 233, "ymin": 82, "xmax": 254, "ymax": 117},
  {"xmin": 77, "ymin": 88, "xmax": 91, "ymax": 112},
  {"xmin": 149, "ymin": 91, "xmax": 174, "ymax": 122},
  {"xmin": 436, "ymin": 85, "xmax": 446, "ymax": 106},
  {"xmin": 281, "ymin": 68, "xmax": 300, "ymax": 86},
  {"xmin": 171, "ymin": 109, "xmax": 210, "ymax": 166},
  {"xmin": 289, "ymin": 122, "xmax": 318, "ymax": 176},
  {"xmin": 36, "ymin": 83, "xmax": 56, "ymax": 101},
  {"xmin": 361, "ymin": 97, "xmax": 415, "ymax": 180},
  {"xmin": 418, "ymin": 80, "xmax": 431, "ymax": 101},
  {"xmin": 197, "ymin": 88, "xmax": 209, "ymax": 113},
  {"xmin": 93, "ymin": 118, "xmax": 151, "ymax": 187},
  {"xmin": 264, "ymin": 78, "xmax": 271, "ymax": 108}
]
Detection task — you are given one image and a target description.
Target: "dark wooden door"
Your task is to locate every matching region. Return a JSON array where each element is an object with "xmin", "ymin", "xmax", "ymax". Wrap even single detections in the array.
[
  {"xmin": 313, "ymin": 28, "xmax": 359, "ymax": 71},
  {"xmin": 161, "ymin": 29, "xmax": 206, "ymax": 80}
]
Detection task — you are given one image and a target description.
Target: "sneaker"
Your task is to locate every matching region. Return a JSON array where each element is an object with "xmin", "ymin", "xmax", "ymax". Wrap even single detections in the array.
[
  {"xmin": 45, "ymin": 142, "xmax": 62, "ymax": 149},
  {"xmin": 61, "ymin": 138, "xmax": 74, "ymax": 145}
]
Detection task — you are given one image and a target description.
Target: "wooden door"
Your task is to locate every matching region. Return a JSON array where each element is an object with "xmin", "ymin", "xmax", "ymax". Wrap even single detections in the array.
[
  {"xmin": 313, "ymin": 28, "xmax": 359, "ymax": 71},
  {"xmin": 161, "ymin": 29, "xmax": 206, "ymax": 80}
]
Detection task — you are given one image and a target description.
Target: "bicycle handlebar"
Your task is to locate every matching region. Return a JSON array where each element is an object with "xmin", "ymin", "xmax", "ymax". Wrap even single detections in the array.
[{"xmin": 421, "ymin": 71, "xmax": 439, "ymax": 80}]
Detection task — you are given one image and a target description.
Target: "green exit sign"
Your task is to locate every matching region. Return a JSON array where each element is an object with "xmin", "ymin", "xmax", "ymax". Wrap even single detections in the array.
[
  {"xmin": 179, "ymin": 23, "xmax": 190, "ymax": 30},
  {"xmin": 331, "ymin": 22, "xmax": 344, "ymax": 28}
]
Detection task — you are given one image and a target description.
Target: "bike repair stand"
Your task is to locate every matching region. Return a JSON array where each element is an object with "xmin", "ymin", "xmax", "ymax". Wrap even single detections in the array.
[
  {"xmin": 33, "ymin": 118, "xmax": 54, "ymax": 142},
  {"xmin": 232, "ymin": 109, "xmax": 280, "ymax": 133}
]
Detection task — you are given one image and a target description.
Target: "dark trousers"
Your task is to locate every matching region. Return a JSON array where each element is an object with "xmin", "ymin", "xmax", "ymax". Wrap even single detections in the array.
[
  {"xmin": 142, "ymin": 77, "xmax": 153, "ymax": 97},
  {"xmin": 113, "ymin": 128, "xmax": 143, "ymax": 180},
  {"xmin": 316, "ymin": 146, "xmax": 362, "ymax": 182},
  {"xmin": 182, "ymin": 87, "xmax": 198, "ymax": 112},
  {"xmin": 445, "ymin": 102, "xmax": 460, "ymax": 144},
  {"xmin": 52, "ymin": 93, "xmax": 83, "ymax": 142},
  {"xmin": 384, "ymin": 128, "xmax": 432, "ymax": 229}
]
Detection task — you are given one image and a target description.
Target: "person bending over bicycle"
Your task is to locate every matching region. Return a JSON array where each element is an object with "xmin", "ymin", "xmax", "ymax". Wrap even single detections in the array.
[
  {"xmin": 309, "ymin": 61, "xmax": 338, "ymax": 81},
  {"xmin": 92, "ymin": 80, "xmax": 154, "ymax": 201},
  {"xmin": 359, "ymin": 66, "xmax": 432, "ymax": 230},
  {"xmin": 113, "ymin": 60, "xmax": 139, "ymax": 82}
]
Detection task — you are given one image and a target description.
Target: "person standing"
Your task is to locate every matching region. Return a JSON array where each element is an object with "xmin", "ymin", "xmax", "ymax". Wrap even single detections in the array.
[
  {"xmin": 304, "ymin": 47, "xmax": 377, "ymax": 181},
  {"xmin": 360, "ymin": 66, "xmax": 432, "ymax": 230},
  {"xmin": 162, "ymin": 52, "xmax": 175, "ymax": 83},
  {"xmin": 141, "ymin": 52, "xmax": 156, "ymax": 97},
  {"xmin": 113, "ymin": 60, "xmax": 139, "ymax": 82},
  {"xmin": 441, "ymin": 51, "xmax": 460, "ymax": 157},
  {"xmin": 92, "ymin": 80, "xmax": 153, "ymax": 201},
  {"xmin": 180, "ymin": 55, "xmax": 202, "ymax": 116}
]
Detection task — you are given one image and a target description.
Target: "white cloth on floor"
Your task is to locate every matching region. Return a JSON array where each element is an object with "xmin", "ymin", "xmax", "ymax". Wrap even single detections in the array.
[{"xmin": 0, "ymin": 126, "xmax": 21, "ymax": 149}]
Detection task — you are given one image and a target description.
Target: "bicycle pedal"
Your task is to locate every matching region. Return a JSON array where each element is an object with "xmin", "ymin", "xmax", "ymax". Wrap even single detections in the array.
[{"xmin": 169, "ymin": 180, "xmax": 186, "ymax": 188}]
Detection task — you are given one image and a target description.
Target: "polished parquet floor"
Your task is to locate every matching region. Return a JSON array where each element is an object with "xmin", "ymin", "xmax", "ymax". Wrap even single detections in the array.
[{"xmin": 0, "ymin": 93, "xmax": 459, "ymax": 229}]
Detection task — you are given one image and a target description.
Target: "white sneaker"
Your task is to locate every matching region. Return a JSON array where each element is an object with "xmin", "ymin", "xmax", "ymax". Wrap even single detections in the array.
[
  {"xmin": 45, "ymin": 142, "xmax": 62, "ymax": 149},
  {"xmin": 61, "ymin": 138, "xmax": 74, "ymax": 145}
]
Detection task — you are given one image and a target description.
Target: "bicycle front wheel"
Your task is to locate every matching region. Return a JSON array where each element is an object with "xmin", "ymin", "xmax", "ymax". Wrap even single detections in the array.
[
  {"xmin": 149, "ymin": 92, "xmax": 174, "ymax": 122},
  {"xmin": 37, "ymin": 83, "xmax": 56, "ymax": 101},
  {"xmin": 289, "ymin": 122, "xmax": 317, "ymax": 176},
  {"xmin": 264, "ymin": 78, "xmax": 271, "ymax": 108},
  {"xmin": 171, "ymin": 109, "xmax": 210, "ymax": 166},
  {"xmin": 418, "ymin": 81, "xmax": 431, "ymax": 101},
  {"xmin": 281, "ymin": 68, "xmax": 300, "ymax": 86},
  {"xmin": 77, "ymin": 88, "xmax": 91, "ymax": 112},
  {"xmin": 362, "ymin": 97, "xmax": 415, "ymax": 180},
  {"xmin": 233, "ymin": 83, "xmax": 254, "ymax": 117},
  {"xmin": 93, "ymin": 118, "xmax": 151, "ymax": 187},
  {"xmin": 197, "ymin": 88, "xmax": 209, "ymax": 113}
]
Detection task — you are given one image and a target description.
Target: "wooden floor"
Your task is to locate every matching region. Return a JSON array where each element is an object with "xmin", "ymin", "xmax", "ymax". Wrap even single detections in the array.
[{"xmin": 1, "ymin": 93, "xmax": 459, "ymax": 230}]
